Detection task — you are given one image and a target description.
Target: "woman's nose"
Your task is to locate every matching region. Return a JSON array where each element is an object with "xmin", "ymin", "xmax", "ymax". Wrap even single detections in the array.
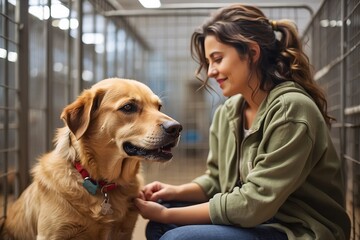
[{"xmin": 208, "ymin": 65, "xmax": 218, "ymax": 78}]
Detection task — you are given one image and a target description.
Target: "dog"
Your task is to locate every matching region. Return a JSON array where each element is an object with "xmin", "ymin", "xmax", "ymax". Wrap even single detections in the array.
[{"xmin": 2, "ymin": 78, "xmax": 182, "ymax": 240}]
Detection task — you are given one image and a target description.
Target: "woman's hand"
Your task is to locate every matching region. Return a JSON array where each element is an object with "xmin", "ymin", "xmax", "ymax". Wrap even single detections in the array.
[
  {"xmin": 141, "ymin": 181, "xmax": 178, "ymax": 202},
  {"xmin": 134, "ymin": 198, "xmax": 169, "ymax": 223},
  {"xmin": 135, "ymin": 197, "xmax": 212, "ymax": 225},
  {"xmin": 140, "ymin": 181, "xmax": 209, "ymax": 203},
  {"xmin": 135, "ymin": 181, "xmax": 211, "ymax": 224}
]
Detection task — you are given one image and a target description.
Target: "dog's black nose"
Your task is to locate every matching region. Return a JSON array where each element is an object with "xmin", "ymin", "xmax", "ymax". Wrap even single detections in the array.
[{"xmin": 161, "ymin": 121, "xmax": 183, "ymax": 136}]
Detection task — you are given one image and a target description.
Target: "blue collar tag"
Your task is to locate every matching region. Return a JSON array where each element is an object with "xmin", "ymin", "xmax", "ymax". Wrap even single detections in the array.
[{"xmin": 83, "ymin": 178, "xmax": 98, "ymax": 195}]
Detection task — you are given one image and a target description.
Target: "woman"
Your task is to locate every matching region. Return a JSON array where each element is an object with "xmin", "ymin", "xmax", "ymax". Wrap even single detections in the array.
[{"xmin": 135, "ymin": 4, "xmax": 351, "ymax": 240}]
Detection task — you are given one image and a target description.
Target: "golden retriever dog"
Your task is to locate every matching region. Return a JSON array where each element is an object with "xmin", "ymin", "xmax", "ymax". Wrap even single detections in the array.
[{"xmin": 2, "ymin": 78, "xmax": 182, "ymax": 240}]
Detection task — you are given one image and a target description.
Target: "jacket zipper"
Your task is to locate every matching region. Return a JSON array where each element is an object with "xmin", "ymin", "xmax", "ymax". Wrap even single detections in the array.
[
  {"xmin": 238, "ymin": 128, "xmax": 258, "ymax": 186},
  {"xmin": 233, "ymin": 126, "xmax": 241, "ymax": 186}
]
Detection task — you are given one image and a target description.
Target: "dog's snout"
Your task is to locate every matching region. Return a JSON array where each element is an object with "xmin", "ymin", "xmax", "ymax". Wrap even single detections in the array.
[{"xmin": 161, "ymin": 121, "xmax": 183, "ymax": 136}]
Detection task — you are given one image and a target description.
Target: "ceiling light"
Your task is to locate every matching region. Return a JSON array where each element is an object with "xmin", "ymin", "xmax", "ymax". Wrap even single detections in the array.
[
  {"xmin": 138, "ymin": 0, "xmax": 161, "ymax": 8},
  {"xmin": 82, "ymin": 33, "xmax": 104, "ymax": 45}
]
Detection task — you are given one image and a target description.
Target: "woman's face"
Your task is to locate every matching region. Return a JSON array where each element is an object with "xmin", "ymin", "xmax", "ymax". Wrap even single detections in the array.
[{"xmin": 204, "ymin": 35, "xmax": 253, "ymax": 97}]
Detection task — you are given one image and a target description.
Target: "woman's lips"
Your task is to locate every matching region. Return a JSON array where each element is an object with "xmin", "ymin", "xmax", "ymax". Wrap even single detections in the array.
[{"xmin": 216, "ymin": 78, "xmax": 226, "ymax": 87}]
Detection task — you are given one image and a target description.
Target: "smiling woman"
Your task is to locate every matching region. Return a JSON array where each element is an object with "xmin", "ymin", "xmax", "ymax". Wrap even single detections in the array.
[{"xmin": 135, "ymin": 3, "xmax": 351, "ymax": 240}]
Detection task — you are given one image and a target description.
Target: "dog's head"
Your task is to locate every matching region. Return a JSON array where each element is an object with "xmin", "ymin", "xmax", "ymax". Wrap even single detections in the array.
[{"xmin": 59, "ymin": 78, "xmax": 182, "ymax": 181}]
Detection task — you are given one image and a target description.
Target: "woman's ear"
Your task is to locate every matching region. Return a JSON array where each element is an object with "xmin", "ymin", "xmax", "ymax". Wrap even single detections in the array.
[{"xmin": 249, "ymin": 43, "xmax": 260, "ymax": 63}]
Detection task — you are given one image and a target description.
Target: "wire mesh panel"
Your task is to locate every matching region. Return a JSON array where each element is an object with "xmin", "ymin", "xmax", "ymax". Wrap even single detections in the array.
[
  {"xmin": 0, "ymin": 0, "xmax": 20, "ymax": 225},
  {"xmin": 0, "ymin": 0, "xmax": 152, "ymax": 228},
  {"xmin": 303, "ymin": 0, "xmax": 360, "ymax": 239},
  {"xmin": 112, "ymin": 5, "xmax": 314, "ymax": 184},
  {"xmin": 344, "ymin": 1, "xmax": 360, "ymax": 238}
]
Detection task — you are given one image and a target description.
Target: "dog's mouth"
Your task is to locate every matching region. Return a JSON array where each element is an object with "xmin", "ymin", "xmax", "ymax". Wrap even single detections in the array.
[{"xmin": 123, "ymin": 140, "xmax": 177, "ymax": 161}]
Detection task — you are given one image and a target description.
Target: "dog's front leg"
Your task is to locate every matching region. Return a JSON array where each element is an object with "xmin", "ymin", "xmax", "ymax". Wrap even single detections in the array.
[{"xmin": 113, "ymin": 210, "xmax": 139, "ymax": 240}]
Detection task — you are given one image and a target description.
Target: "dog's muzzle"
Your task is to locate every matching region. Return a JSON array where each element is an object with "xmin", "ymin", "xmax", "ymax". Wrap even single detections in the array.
[{"xmin": 123, "ymin": 120, "xmax": 182, "ymax": 161}]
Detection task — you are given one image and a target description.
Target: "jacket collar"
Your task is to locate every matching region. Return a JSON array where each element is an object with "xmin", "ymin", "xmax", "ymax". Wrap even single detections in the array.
[{"xmin": 223, "ymin": 81, "xmax": 311, "ymax": 132}]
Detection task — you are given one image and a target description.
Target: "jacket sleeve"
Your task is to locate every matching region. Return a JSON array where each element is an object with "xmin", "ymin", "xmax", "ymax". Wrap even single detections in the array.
[
  {"xmin": 209, "ymin": 120, "xmax": 315, "ymax": 227},
  {"xmin": 192, "ymin": 106, "xmax": 223, "ymax": 198}
]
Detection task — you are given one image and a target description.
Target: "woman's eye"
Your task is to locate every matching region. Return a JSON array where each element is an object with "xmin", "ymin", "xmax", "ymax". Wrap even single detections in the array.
[
  {"xmin": 119, "ymin": 103, "xmax": 137, "ymax": 113},
  {"xmin": 214, "ymin": 58, "xmax": 222, "ymax": 63}
]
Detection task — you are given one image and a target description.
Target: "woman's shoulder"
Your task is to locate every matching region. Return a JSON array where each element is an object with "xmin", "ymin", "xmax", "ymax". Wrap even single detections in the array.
[
  {"xmin": 264, "ymin": 82, "xmax": 324, "ymax": 126},
  {"xmin": 268, "ymin": 82, "xmax": 318, "ymax": 109}
]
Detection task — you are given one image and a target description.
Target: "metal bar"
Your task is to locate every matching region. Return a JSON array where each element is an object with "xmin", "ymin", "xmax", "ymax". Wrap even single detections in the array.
[
  {"xmin": 92, "ymin": 7, "xmax": 97, "ymax": 82},
  {"xmin": 0, "ymin": 34, "xmax": 18, "ymax": 44},
  {"xmin": 105, "ymin": 9, "xmax": 212, "ymax": 17},
  {"xmin": 0, "ymin": 83, "xmax": 19, "ymax": 91},
  {"xmin": 161, "ymin": 3, "xmax": 313, "ymax": 12},
  {"xmin": 339, "ymin": 0, "xmax": 346, "ymax": 184},
  {"xmin": 0, "ymin": 106, "xmax": 17, "ymax": 111},
  {"xmin": 0, "ymin": 148, "xmax": 18, "ymax": 154},
  {"xmin": 2, "ymin": 0, "xmax": 10, "ymax": 218},
  {"xmin": 0, "ymin": 11, "xmax": 20, "ymax": 25},
  {"xmin": 114, "ymin": 24, "xmax": 118, "ymax": 78},
  {"xmin": 344, "ymin": 105, "xmax": 360, "ymax": 115},
  {"xmin": 0, "ymin": 123, "xmax": 18, "ymax": 130},
  {"xmin": 343, "ymin": 154, "xmax": 360, "ymax": 165},
  {"xmin": 106, "ymin": 0, "xmax": 124, "ymax": 10},
  {"xmin": 76, "ymin": 0, "xmax": 84, "ymax": 94},
  {"xmin": 46, "ymin": 0, "xmax": 54, "ymax": 150},
  {"xmin": 103, "ymin": 3, "xmax": 313, "ymax": 17},
  {"xmin": 16, "ymin": 0, "xmax": 30, "ymax": 197},
  {"xmin": 0, "ymin": 170, "xmax": 17, "ymax": 179},
  {"xmin": 331, "ymin": 123, "xmax": 360, "ymax": 128},
  {"xmin": 344, "ymin": 1, "xmax": 360, "ymax": 20},
  {"xmin": 313, "ymin": 39, "xmax": 360, "ymax": 81},
  {"xmin": 124, "ymin": 25, "xmax": 128, "ymax": 77},
  {"xmin": 65, "ymin": 0, "xmax": 72, "ymax": 103},
  {"xmin": 103, "ymin": 18, "xmax": 108, "ymax": 79}
]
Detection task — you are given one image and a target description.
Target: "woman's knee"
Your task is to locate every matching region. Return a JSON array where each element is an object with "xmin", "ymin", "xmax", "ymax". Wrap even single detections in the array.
[
  {"xmin": 160, "ymin": 228, "xmax": 192, "ymax": 240},
  {"xmin": 146, "ymin": 221, "xmax": 178, "ymax": 240},
  {"xmin": 159, "ymin": 225, "xmax": 212, "ymax": 240}
]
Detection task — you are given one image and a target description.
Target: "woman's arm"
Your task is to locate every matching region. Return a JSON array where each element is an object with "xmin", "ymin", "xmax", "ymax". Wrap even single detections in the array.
[
  {"xmin": 134, "ymin": 199, "xmax": 211, "ymax": 225},
  {"xmin": 142, "ymin": 182, "xmax": 208, "ymax": 203}
]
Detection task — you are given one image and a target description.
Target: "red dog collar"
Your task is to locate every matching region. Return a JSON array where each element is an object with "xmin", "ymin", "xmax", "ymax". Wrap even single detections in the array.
[{"xmin": 74, "ymin": 162, "xmax": 116, "ymax": 195}]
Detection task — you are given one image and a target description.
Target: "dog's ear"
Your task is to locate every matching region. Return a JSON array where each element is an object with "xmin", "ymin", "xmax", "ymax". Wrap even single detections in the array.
[{"xmin": 61, "ymin": 88, "xmax": 106, "ymax": 140}]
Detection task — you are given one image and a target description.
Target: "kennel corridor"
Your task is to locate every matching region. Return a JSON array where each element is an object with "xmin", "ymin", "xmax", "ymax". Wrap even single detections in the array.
[{"xmin": 0, "ymin": 1, "xmax": 359, "ymax": 239}]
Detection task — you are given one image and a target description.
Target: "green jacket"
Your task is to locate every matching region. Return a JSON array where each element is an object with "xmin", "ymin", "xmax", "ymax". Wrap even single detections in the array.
[{"xmin": 193, "ymin": 82, "xmax": 350, "ymax": 240}]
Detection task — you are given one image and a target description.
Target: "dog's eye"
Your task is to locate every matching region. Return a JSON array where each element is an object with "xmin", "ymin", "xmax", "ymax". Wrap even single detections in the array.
[
  {"xmin": 119, "ymin": 103, "xmax": 137, "ymax": 113},
  {"xmin": 158, "ymin": 104, "xmax": 162, "ymax": 111}
]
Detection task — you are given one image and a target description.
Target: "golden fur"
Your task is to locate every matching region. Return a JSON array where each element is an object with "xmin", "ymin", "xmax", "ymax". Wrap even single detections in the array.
[{"xmin": 2, "ymin": 78, "xmax": 181, "ymax": 240}]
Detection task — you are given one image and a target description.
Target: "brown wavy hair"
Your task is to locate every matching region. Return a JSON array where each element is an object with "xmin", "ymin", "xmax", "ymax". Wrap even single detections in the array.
[{"xmin": 191, "ymin": 4, "xmax": 334, "ymax": 126}]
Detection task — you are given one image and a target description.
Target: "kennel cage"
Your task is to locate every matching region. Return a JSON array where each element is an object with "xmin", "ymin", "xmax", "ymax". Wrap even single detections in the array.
[{"xmin": 1, "ymin": 0, "xmax": 359, "ymax": 239}]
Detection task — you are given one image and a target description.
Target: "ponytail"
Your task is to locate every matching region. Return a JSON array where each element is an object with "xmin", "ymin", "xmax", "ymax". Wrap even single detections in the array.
[{"xmin": 272, "ymin": 20, "xmax": 334, "ymax": 126}]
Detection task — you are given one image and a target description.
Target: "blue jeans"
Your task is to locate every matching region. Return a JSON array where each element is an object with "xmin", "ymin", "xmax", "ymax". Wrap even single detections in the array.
[{"xmin": 145, "ymin": 202, "xmax": 288, "ymax": 240}]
